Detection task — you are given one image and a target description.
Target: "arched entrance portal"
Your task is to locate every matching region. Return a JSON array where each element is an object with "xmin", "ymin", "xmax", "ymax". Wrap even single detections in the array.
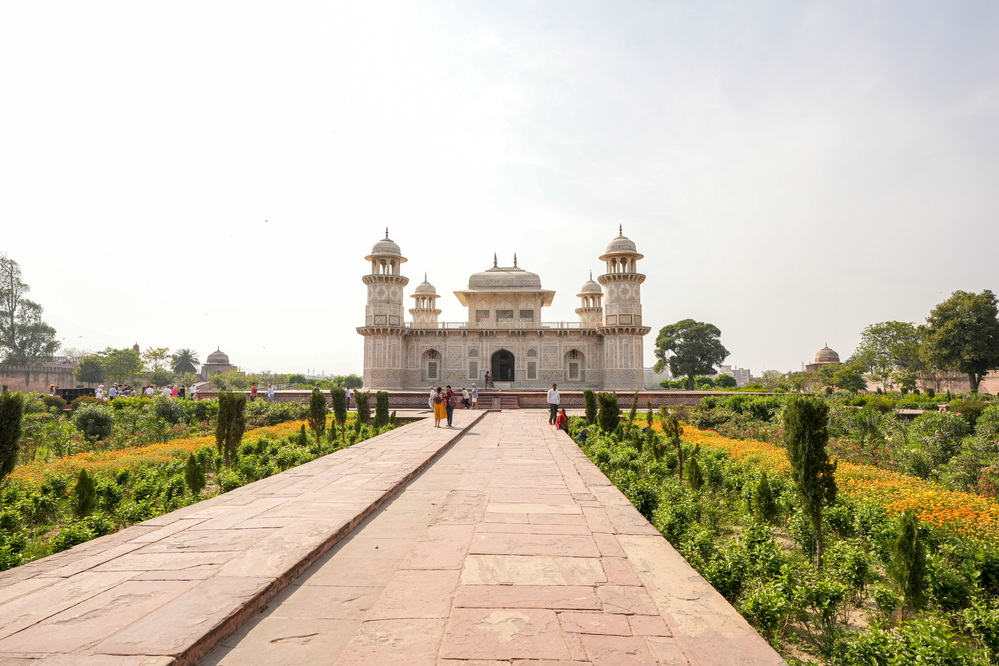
[{"xmin": 491, "ymin": 350, "xmax": 515, "ymax": 382}]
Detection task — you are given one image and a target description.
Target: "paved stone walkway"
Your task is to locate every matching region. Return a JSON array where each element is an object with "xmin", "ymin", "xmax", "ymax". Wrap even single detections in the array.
[
  {"xmin": 202, "ymin": 412, "xmax": 784, "ymax": 665},
  {"xmin": 0, "ymin": 411, "xmax": 485, "ymax": 666}
]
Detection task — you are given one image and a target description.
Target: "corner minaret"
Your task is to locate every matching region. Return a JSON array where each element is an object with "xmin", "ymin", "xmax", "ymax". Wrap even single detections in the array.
[
  {"xmin": 597, "ymin": 226, "xmax": 651, "ymax": 388},
  {"xmin": 409, "ymin": 275, "xmax": 442, "ymax": 328},
  {"xmin": 576, "ymin": 271, "xmax": 603, "ymax": 328},
  {"xmin": 357, "ymin": 230, "xmax": 409, "ymax": 388}
]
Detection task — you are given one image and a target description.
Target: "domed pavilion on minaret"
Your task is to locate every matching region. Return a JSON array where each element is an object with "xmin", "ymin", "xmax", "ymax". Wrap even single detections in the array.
[{"xmin": 357, "ymin": 227, "xmax": 651, "ymax": 390}]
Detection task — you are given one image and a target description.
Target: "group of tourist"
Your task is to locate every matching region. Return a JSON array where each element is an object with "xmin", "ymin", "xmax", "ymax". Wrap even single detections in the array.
[
  {"xmin": 428, "ymin": 384, "xmax": 480, "ymax": 428},
  {"xmin": 93, "ymin": 383, "xmax": 197, "ymax": 400}
]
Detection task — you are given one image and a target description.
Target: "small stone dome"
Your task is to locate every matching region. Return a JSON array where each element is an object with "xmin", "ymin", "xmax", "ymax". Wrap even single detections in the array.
[
  {"xmin": 604, "ymin": 234, "xmax": 637, "ymax": 254},
  {"xmin": 578, "ymin": 278, "xmax": 602, "ymax": 295},
  {"xmin": 468, "ymin": 266, "xmax": 543, "ymax": 291},
  {"xmin": 413, "ymin": 279, "xmax": 438, "ymax": 295},
  {"xmin": 814, "ymin": 346, "xmax": 840, "ymax": 364},
  {"xmin": 370, "ymin": 236, "xmax": 402, "ymax": 256},
  {"xmin": 206, "ymin": 349, "xmax": 230, "ymax": 365}
]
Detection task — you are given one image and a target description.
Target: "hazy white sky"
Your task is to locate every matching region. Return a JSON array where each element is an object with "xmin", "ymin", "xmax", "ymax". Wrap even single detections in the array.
[{"xmin": 3, "ymin": 1, "xmax": 998, "ymax": 377}]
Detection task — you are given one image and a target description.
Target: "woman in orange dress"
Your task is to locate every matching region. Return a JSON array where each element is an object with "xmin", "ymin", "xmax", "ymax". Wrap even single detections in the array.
[{"xmin": 432, "ymin": 387, "xmax": 447, "ymax": 427}]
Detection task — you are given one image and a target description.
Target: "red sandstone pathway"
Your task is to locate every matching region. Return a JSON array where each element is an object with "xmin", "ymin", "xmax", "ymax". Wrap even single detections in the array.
[{"xmin": 202, "ymin": 412, "xmax": 784, "ymax": 666}]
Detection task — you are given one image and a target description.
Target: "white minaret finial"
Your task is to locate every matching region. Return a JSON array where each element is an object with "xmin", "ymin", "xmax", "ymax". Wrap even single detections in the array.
[
  {"xmin": 513, "ymin": 253, "xmax": 518, "ymax": 267},
  {"xmin": 618, "ymin": 224, "xmax": 623, "ymax": 237},
  {"xmin": 385, "ymin": 227, "xmax": 390, "ymax": 239},
  {"xmin": 424, "ymin": 273, "xmax": 428, "ymax": 282},
  {"xmin": 589, "ymin": 270, "xmax": 593, "ymax": 280},
  {"xmin": 493, "ymin": 253, "xmax": 498, "ymax": 268}
]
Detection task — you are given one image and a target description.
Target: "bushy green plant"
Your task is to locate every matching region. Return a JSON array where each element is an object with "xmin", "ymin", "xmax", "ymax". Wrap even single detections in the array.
[
  {"xmin": 72, "ymin": 403, "xmax": 114, "ymax": 441},
  {"xmin": 888, "ymin": 510, "xmax": 927, "ymax": 615},
  {"xmin": 753, "ymin": 473, "xmax": 779, "ymax": 524},
  {"xmin": 740, "ymin": 582, "xmax": 789, "ymax": 641},
  {"xmin": 909, "ymin": 411, "xmax": 971, "ymax": 468},
  {"xmin": 354, "ymin": 390, "xmax": 371, "ymax": 424},
  {"xmin": 153, "ymin": 395, "xmax": 188, "ymax": 425},
  {"xmin": 216, "ymin": 391, "xmax": 246, "ymax": 467},
  {"xmin": 308, "ymin": 389, "xmax": 327, "ymax": 441}
]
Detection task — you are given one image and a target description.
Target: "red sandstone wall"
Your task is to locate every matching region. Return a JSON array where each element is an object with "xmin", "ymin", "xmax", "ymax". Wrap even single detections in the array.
[{"xmin": 0, "ymin": 365, "xmax": 80, "ymax": 394}]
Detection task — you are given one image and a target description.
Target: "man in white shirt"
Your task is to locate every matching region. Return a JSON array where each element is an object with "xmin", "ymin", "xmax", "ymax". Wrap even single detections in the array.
[{"xmin": 547, "ymin": 383, "xmax": 560, "ymax": 424}]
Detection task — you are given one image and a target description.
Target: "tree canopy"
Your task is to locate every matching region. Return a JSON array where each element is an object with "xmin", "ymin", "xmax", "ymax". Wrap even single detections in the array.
[
  {"xmin": 171, "ymin": 348, "xmax": 200, "ymax": 375},
  {"xmin": 853, "ymin": 321, "xmax": 923, "ymax": 391},
  {"xmin": 654, "ymin": 319, "xmax": 729, "ymax": 390},
  {"xmin": 921, "ymin": 290, "xmax": 999, "ymax": 393},
  {"xmin": 0, "ymin": 254, "xmax": 58, "ymax": 364}
]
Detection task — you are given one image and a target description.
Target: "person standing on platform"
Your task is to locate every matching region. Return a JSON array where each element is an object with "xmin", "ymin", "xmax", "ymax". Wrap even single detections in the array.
[
  {"xmin": 470, "ymin": 384, "xmax": 478, "ymax": 409},
  {"xmin": 267, "ymin": 384, "xmax": 275, "ymax": 403},
  {"xmin": 432, "ymin": 387, "xmax": 446, "ymax": 427},
  {"xmin": 461, "ymin": 387, "xmax": 470, "ymax": 409},
  {"xmin": 345, "ymin": 386, "xmax": 352, "ymax": 409},
  {"xmin": 547, "ymin": 383, "xmax": 560, "ymax": 424},
  {"xmin": 444, "ymin": 385, "xmax": 455, "ymax": 427}
]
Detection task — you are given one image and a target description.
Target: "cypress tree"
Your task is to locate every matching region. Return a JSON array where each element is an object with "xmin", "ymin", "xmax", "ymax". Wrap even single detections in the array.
[
  {"xmin": 783, "ymin": 395, "xmax": 837, "ymax": 569},
  {"xmin": 584, "ymin": 389, "xmax": 597, "ymax": 425},
  {"xmin": 627, "ymin": 391, "xmax": 639, "ymax": 424},
  {"xmin": 889, "ymin": 509, "xmax": 927, "ymax": 615},
  {"xmin": 216, "ymin": 391, "xmax": 247, "ymax": 467},
  {"xmin": 374, "ymin": 391, "xmax": 390, "ymax": 428},
  {"xmin": 686, "ymin": 454, "xmax": 704, "ymax": 491},
  {"xmin": 184, "ymin": 453, "xmax": 206, "ymax": 495},
  {"xmin": 72, "ymin": 468, "xmax": 97, "ymax": 517},
  {"xmin": 659, "ymin": 406, "xmax": 684, "ymax": 479},
  {"xmin": 754, "ymin": 473, "xmax": 779, "ymax": 524},
  {"xmin": 308, "ymin": 388, "xmax": 327, "ymax": 442},
  {"xmin": 354, "ymin": 391, "xmax": 371, "ymax": 424},
  {"xmin": 330, "ymin": 388, "xmax": 348, "ymax": 443},
  {"xmin": 597, "ymin": 392, "xmax": 620, "ymax": 433},
  {"xmin": 0, "ymin": 389, "xmax": 25, "ymax": 484}
]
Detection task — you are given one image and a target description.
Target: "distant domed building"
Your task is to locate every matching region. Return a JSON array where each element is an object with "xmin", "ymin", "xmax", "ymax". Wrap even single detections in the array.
[
  {"xmin": 200, "ymin": 348, "xmax": 237, "ymax": 380},
  {"xmin": 805, "ymin": 345, "xmax": 841, "ymax": 373},
  {"xmin": 358, "ymin": 227, "xmax": 651, "ymax": 389}
]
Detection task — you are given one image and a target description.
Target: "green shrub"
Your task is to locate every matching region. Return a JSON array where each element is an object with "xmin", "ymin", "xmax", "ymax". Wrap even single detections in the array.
[
  {"xmin": 739, "ymin": 582, "xmax": 789, "ymax": 641},
  {"xmin": 73, "ymin": 404, "xmax": 114, "ymax": 441},
  {"xmin": 308, "ymin": 389, "xmax": 327, "ymax": 441},
  {"xmin": 909, "ymin": 411, "xmax": 970, "ymax": 467},
  {"xmin": 354, "ymin": 390, "xmax": 371, "ymax": 424},
  {"xmin": 888, "ymin": 510, "xmax": 927, "ymax": 614},
  {"xmin": 374, "ymin": 391, "xmax": 390, "ymax": 428},
  {"xmin": 217, "ymin": 469, "xmax": 244, "ymax": 492},
  {"xmin": 0, "ymin": 390, "xmax": 25, "ymax": 484},
  {"xmin": 153, "ymin": 395, "xmax": 187, "ymax": 425},
  {"xmin": 216, "ymin": 391, "xmax": 246, "ymax": 467},
  {"xmin": 753, "ymin": 473, "xmax": 779, "ymax": 524}
]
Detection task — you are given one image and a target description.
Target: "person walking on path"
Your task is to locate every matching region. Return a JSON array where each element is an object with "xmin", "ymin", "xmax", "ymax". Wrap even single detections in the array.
[
  {"xmin": 345, "ymin": 386, "xmax": 352, "ymax": 409},
  {"xmin": 431, "ymin": 387, "xmax": 446, "ymax": 427},
  {"xmin": 470, "ymin": 383, "xmax": 478, "ymax": 409},
  {"xmin": 547, "ymin": 383, "xmax": 560, "ymax": 424},
  {"xmin": 249, "ymin": 383, "xmax": 258, "ymax": 402},
  {"xmin": 444, "ymin": 385, "xmax": 455, "ymax": 427},
  {"xmin": 267, "ymin": 384, "xmax": 275, "ymax": 403},
  {"xmin": 428, "ymin": 386, "xmax": 436, "ymax": 410},
  {"xmin": 461, "ymin": 387, "xmax": 470, "ymax": 409}
]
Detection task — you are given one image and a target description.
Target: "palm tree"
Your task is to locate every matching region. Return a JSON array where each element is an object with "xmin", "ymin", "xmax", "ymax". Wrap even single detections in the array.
[{"xmin": 172, "ymin": 348, "xmax": 200, "ymax": 375}]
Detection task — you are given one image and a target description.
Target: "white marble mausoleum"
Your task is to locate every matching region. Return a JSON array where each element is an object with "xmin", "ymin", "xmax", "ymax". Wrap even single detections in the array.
[{"xmin": 358, "ymin": 228, "xmax": 651, "ymax": 390}]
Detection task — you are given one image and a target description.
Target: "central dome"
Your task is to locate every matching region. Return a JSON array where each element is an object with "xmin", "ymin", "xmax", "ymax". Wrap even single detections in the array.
[{"xmin": 467, "ymin": 266, "xmax": 543, "ymax": 291}]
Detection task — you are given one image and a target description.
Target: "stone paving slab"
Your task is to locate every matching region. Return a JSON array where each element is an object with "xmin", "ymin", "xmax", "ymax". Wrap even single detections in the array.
[
  {"xmin": 0, "ymin": 411, "xmax": 485, "ymax": 665},
  {"xmin": 202, "ymin": 411, "xmax": 787, "ymax": 665}
]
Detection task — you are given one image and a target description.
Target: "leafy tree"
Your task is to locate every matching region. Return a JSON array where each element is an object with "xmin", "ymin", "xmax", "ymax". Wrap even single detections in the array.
[
  {"xmin": 334, "ymin": 374, "xmax": 363, "ymax": 388},
  {"xmin": 100, "ymin": 347, "xmax": 143, "ymax": 384},
  {"xmin": 171, "ymin": 348, "xmax": 200, "ymax": 375},
  {"xmin": 922, "ymin": 290, "xmax": 999, "ymax": 393},
  {"xmin": 583, "ymin": 389, "xmax": 597, "ymax": 425},
  {"xmin": 374, "ymin": 391, "xmax": 390, "ymax": 428},
  {"xmin": 783, "ymin": 396, "xmax": 837, "ymax": 569},
  {"xmin": 148, "ymin": 368, "xmax": 174, "ymax": 387},
  {"xmin": 288, "ymin": 374, "xmax": 307, "ymax": 385},
  {"xmin": 853, "ymin": 321, "xmax": 924, "ymax": 391},
  {"xmin": 753, "ymin": 473, "xmax": 779, "ymax": 524},
  {"xmin": 308, "ymin": 389, "xmax": 327, "ymax": 441},
  {"xmin": 0, "ymin": 254, "xmax": 59, "ymax": 364},
  {"xmin": 654, "ymin": 319, "xmax": 729, "ymax": 390},
  {"xmin": 74, "ymin": 355, "xmax": 105, "ymax": 385},
  {"xmin": 210, "ymin": 369, "xmax": 250, "ymax": 390},
  {"xmin": 831, "ymin": 363, "xmax": 867, "ymax": 392},
  {"xmin": 716, "ymin": 374, "xmax": 738, "ymax": 389},
  {"xmin": 0, "ymin": 389, "xmax": 25, "ymax": 484},
  {"xmin": 216, "ymin": 391, "xmax": 246, "ymax": 467},
  {"xmin": 141, "ymin": 347, "xmax": 171, "ymax": 372},
  {"xmin": 760, "ymin": 370, "xmax": 789, "ymax": 391}
]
